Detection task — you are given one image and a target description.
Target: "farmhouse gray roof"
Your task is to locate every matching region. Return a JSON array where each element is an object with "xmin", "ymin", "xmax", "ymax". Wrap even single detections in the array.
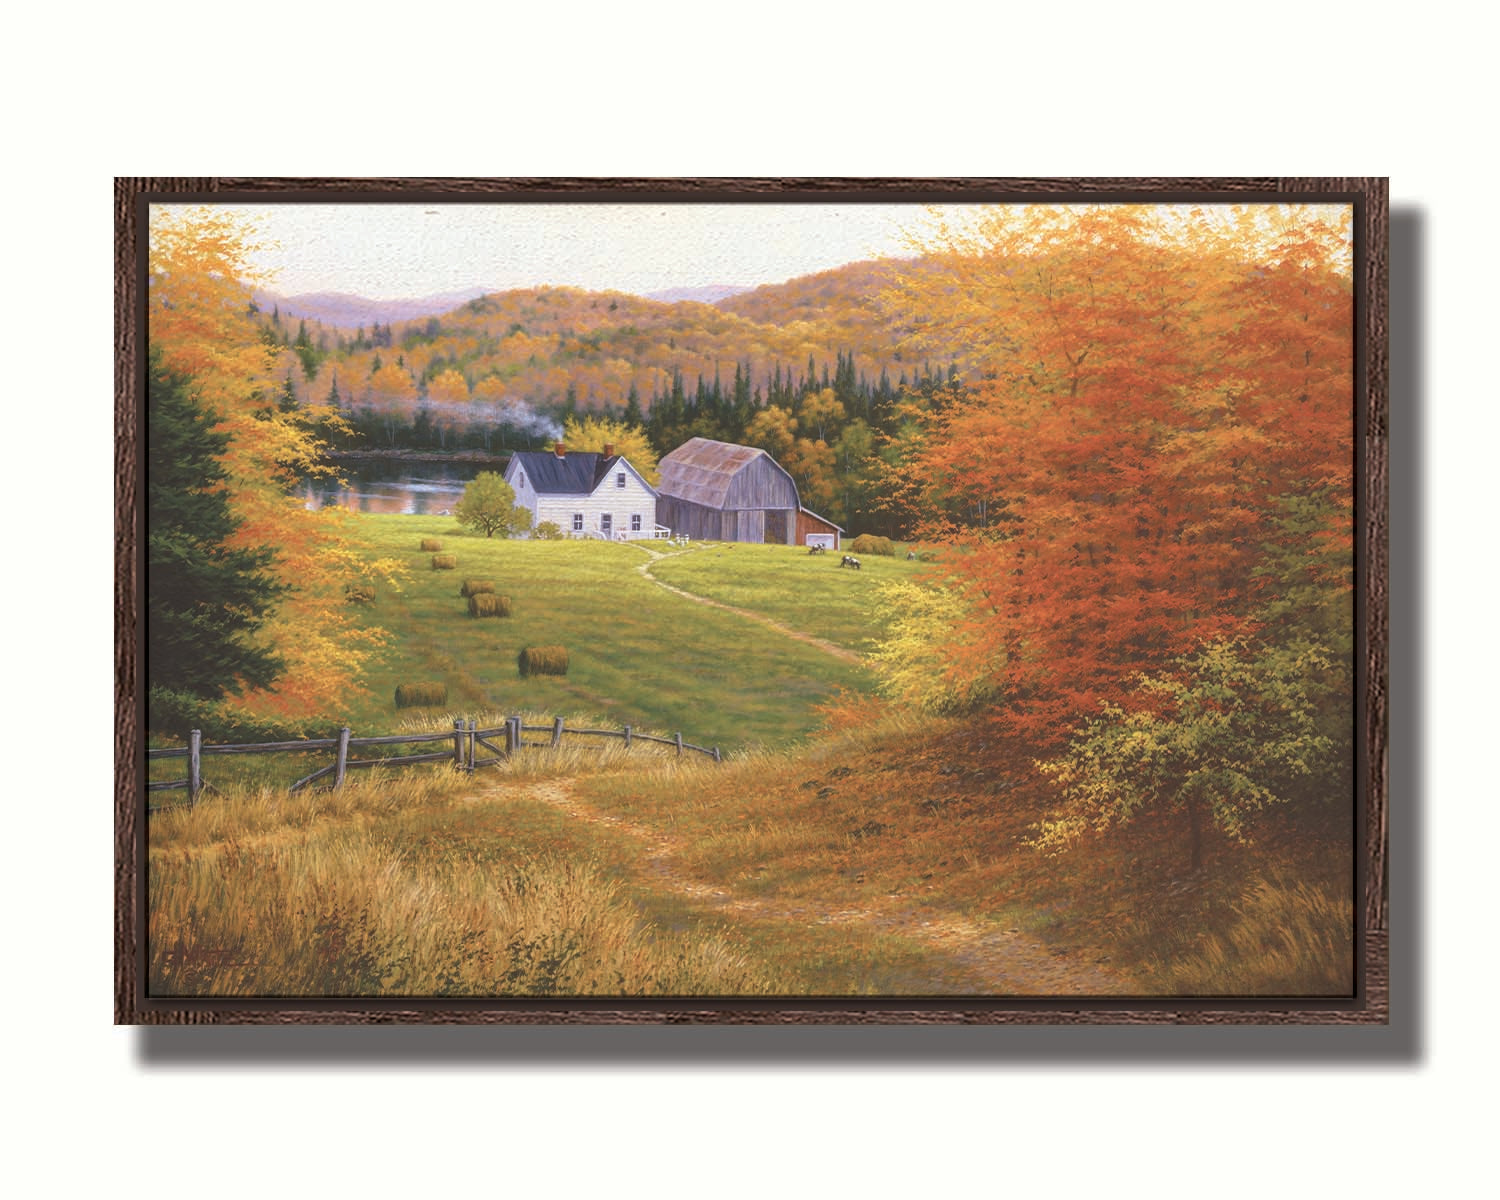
[
  {"xmin": 511, "ymin": 450, "xmax": 633, "ymax": 495},
  {"xmin": 658, "ymin": 437, "xmax": 782, "ymax": 508}
]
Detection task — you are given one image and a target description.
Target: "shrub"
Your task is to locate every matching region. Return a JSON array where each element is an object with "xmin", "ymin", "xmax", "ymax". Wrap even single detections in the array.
[
  {"xmin": 147, "ymin": 687, "xmax": 321, "ymax": 744},
  {"xmin": 394, "ymin": 682, "xmax": 448, "ymax": 708},
  {"xmin": 344, "ymin": 583, "xmax": 376, "ymax": 604},
  {"xmin": 459, "ymin": 579, "xmax": 495, "ymax": 598},
  {"xmin": 431, "ymin": 554, "xmax": 458, "ymax": 570},
  {"xmin": 518, "ymin": 645, "xmax": 569, "ymax": 678},
  {"xmin": 420, "ymin": 538, "xmax": 443, "ymax": 552},
  {"xmin": 468, "ymin": 593, "xmax": 513, "ymax": 618},
  {"xmin": 849, "ymin": 534, "xmax": 895, "ymax": 556},
  {"xmin": 533, "ymin": 521, "xmax": 565, "ymax": 540}
]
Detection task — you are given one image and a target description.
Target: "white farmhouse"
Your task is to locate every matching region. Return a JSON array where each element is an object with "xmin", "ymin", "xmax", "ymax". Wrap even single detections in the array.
[{"xmin": 504, "ymin": 442, "xmax": 661, "ymax": 540}]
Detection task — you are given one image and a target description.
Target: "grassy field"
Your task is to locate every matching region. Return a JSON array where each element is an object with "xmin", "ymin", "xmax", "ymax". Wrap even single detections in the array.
[
  {"xmin": 148, "ymin": 517, "xmax": 894, "ymax": 794},
  {"xmin": 648, "ymin": 541, "xmax": 929, "ymax": 653},
  {"xmin": 324, "ymin": 515, "xmax": 877, "ymax": 750}
]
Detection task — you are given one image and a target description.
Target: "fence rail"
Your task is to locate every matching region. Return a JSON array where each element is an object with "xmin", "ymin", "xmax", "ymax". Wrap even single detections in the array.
[{"xmin": 147, "ymin": 716, "xmax": 722, "ymax": 809}]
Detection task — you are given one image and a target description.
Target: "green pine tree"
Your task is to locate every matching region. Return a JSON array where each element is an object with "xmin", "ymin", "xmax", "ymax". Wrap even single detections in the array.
[{"xmin": 147, "ymin": 345, "xmax": 285, "ymax": 727}]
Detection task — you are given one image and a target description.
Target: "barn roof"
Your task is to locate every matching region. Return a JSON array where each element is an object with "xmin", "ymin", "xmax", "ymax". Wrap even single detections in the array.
[
  {"xmin": 658, "ymin": 437, "xmax": 776, "ymax": 508},
  {"xmin": 799, "ymin": 506, "xmax": 845, "ymax": 533},
  {"xmin": 510, "ymin": 450, "xmax": 630, "ymax": 495}
]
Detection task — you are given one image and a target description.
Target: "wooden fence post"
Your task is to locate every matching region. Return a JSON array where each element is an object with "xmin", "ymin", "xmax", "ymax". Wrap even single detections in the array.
[
  {"xmin": 453, "ymin": 719, "xmax": 466, "ymax": 770},
  {"xmin": 468, "ymin": 719, "xmax": 476, "ymax": 770},
  {"xmin": 675, "ymin": 731, "xmax": 683, "ymax": 758},
  {"xmin": 551, "ymin": 716, "xmax": 564, "ymax": 748},
  {"xmin": 623, "ymin": 724, "xmax": 632, "ymax": 749},
  {"xmin": 188, "ymin": 730, "xmax": 202, "ymax": 806},
  {"xmin": 505, "ymin": 716, "xmax": 518, "ymax": 756},
  {"xmin": 335, "ymin": 727, "xmax": 351, "ymax": 789},
  {"xmin": 713, "ymin": 747, "xmax": 722, "ymax": 764}
]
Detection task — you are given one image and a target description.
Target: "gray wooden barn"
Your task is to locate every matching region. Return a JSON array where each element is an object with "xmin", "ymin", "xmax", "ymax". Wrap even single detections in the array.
[{"xmin": 656, "ymin": 437, "xmax": 842, "ymax": 548}]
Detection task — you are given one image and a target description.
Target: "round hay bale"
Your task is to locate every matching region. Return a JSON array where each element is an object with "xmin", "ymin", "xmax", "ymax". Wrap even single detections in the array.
[
  {"xmin": 431, "ymin": 554, "xmax": 458, "ymax": 570},
  {"xmin": 395, "ymin": 682, "xmax": 448, "ymax": 708},
  {"xmin": 420, "ymin": 538, "xmax": 443, "ymax": 551},
  {"xmin": 468, "ymin": 593, "xmax": 513, "ymax": 618},
  {"xmin": 518, "ymin": 645, "xmax": 568, "ymax": 678},
  {"xmin": 849, "ymin": 534, "xmax": 895, "ymax": 557},
  {"xmin": 459, "ymin": 579, "xmax": 496, "ymax": 598}
]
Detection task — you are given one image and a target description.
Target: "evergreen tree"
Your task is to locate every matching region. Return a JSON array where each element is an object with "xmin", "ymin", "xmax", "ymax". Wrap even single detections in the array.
[
  {"xmin": 146, "ymin": 345, "xmax": 285, "ymax": 724},
  {"xmin": 623, "ymin": 382, "xmax": 644, "ymax": 427}
]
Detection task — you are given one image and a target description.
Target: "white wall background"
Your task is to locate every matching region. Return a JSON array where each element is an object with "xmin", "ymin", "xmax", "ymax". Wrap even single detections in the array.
[{"xmin": 3, "ymin": 4, "xmax": 1488, "ymax": 1195}]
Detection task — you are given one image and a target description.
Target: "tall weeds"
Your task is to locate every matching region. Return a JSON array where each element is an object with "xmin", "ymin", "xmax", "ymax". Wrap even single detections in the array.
[
  {"xmin": 150, "ymin": 773, "xmax": 776, "ymax": 997},
  {"xmin": 1141, "ymin": 872, "xmax": 1355, "ymax": 996}
]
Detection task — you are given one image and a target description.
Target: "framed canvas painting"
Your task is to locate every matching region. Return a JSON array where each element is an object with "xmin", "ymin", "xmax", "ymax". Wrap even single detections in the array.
[{"xmin": 116, "ymin": 177, "xmax": 1387, "ymax": 1025}]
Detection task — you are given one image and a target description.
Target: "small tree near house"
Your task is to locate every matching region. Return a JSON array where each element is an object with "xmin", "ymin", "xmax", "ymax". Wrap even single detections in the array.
[{"xmin": 454, "ymin": 471, "xmax": 533, "ymax": 538}]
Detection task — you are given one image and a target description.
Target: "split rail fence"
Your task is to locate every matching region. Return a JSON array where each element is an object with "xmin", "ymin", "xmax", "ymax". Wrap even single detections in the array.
[{"xmin": 147, "ymin": 717, "xmax": 722, "ymax": 810}]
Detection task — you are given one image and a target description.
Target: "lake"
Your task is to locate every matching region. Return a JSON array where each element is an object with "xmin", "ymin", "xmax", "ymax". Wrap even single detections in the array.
[{"xmin": 300, "ymin": 458, "xmax": 502, "ymax": 515}]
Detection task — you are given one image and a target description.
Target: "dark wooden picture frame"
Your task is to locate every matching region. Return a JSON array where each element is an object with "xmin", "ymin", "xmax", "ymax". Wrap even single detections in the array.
[{"xmin": 116, "ymin": 176, "xmax": 1387, "ymax": 1026}]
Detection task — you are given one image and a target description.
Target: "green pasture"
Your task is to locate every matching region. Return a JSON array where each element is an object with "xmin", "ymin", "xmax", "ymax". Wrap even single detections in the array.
[
  {"xmin": 648, "ymin": 540, "xmax": 930, "ymax": 652},
  {"xmin": 337, "ymin": 516, "xmax": 881, "ymax": 750}
]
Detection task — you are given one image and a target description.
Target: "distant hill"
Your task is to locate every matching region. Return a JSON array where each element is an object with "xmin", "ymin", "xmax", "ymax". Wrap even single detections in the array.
[
  {"xmin": 259, "ymin": 256, "xmax": 965, "ymax": 421},
  {"xmin": 645, "ymin": 284, "xmax": 751, "ymax": 304},
  {"xmin": 254, "ymin": 287, "xmax": 494, "ymax": 329}
]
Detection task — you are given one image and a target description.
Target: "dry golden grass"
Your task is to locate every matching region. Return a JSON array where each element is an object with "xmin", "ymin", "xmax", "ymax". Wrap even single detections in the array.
[
  {"xmin": 148, "ymin": 767, "xmax": 777, "ymax": 997},
  {"xmin": 576, "ymin": 711, "xmax": 1356, "ymax": 996},
  {"xmin": 147, "ymin": 706, "xmax": 1353, "ymax": 999}
]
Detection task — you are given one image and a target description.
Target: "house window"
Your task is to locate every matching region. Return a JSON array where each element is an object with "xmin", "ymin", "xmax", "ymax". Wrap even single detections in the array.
[
  {"xmin": 517, "ymin": 471, "xmax": 525, "ymax": 489},
  {"xmin": 616, "ymin": 472, "xmax": 626, "ymax": 488},
  {"xmin": 631, "ymin": 514, "xmax": 642, "ymax": 532},
  {"xmin": 572, "ymin": 513, "xmax": 583, "ymax": 532}
]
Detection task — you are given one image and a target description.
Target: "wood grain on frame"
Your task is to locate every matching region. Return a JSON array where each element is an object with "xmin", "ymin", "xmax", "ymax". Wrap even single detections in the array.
[{"xmin": 116, "ymin": 177, "xmax": 1389, "ymax": 1026}]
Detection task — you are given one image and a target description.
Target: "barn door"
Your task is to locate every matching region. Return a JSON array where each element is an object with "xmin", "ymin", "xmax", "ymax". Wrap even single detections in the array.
[{"xmin": 763, "ymin": 509, "xmax": 787, "ymax": 544}]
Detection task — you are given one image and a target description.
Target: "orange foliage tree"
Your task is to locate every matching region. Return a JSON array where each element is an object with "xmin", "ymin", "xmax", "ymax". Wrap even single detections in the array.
[
  {"xmin": 148, "ymin": 206, "xmax": 400, "ymax": 728},
  {"xmin": 878, "ymin": 204, "xmax": 1354, "ymax": 751}
]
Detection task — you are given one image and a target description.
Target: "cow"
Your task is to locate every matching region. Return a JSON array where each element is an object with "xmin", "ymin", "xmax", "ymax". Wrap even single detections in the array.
[
  {"xmin": 808, "ymin": 544, "xmax": 827, "ymax": 555},
  {"xmin": 839, "ymin": 555, "xmax": 861, "ymax": 570}
]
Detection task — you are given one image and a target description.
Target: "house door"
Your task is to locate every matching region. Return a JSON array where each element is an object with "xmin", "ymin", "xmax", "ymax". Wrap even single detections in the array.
[{"xmin": 601, "ymin": 514, "xmax": 613, "ymax": 538}]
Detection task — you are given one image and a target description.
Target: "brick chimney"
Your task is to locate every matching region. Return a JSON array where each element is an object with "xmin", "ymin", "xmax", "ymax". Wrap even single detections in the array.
[
  {"xmin": 553, "ymin": 442, "xmax": 566, "ymax": 458},
  {"xmin": 603, "ymin": 442, "xmax": 616, "ymax": 458}
]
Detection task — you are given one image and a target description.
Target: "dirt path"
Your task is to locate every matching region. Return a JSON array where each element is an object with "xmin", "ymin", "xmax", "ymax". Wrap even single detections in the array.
[
  {"xmin": 506, "ymin": 777, "xmax": 1130, "ymax": 997},
  {"xmin": 627, "ymin": 543, "xmax": 862, "ymax": 665}
]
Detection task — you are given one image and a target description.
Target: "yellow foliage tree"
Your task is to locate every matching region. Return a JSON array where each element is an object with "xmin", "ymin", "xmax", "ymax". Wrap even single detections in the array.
[
  {"xmin": 148, "ymin": 206, "xmax": 402, "ymax": 726},
  {"xmin": 561, "ymin": 414, "xmax": 661, "ymax": 485},
  {"xmin": 743, "ymin": 405, "xmax": 798, "ymax": 461}
]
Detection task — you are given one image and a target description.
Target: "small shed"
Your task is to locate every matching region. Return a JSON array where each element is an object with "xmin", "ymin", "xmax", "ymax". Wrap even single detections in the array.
[
  {"xmin": 657, "ymin": 437, "xmax": 802, "ymax": 544},
  {"xmin": 796, "ymin": 507, "xmax": 843, "ymax": 551}
]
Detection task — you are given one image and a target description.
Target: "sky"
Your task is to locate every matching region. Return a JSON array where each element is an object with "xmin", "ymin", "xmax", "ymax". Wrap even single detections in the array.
[{"xmin": 167, "ymin": 202, "xmax": 954, "ymax": 300}]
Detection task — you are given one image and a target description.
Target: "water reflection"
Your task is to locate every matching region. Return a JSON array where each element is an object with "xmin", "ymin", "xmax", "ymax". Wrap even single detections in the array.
[{"xmin": 300, "ymin": 460, "xmax": 491, "ymax": 515}]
